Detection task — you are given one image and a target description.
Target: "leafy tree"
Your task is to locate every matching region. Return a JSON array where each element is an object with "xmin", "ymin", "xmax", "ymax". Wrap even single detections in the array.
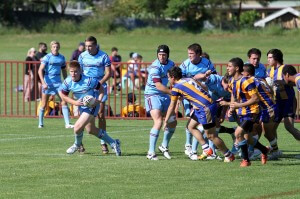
[{"xmin": 240, "ymin": 10, "xmax": 260, "ymax": 28}]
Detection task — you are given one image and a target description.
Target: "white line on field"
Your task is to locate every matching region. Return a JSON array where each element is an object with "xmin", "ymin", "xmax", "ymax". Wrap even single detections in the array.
[{"xmin": 0, "ymin": 126, "xmax": 185, "ymax": 142}]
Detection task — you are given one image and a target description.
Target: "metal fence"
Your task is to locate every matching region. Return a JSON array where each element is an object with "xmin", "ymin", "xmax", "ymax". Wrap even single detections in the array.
[{"xmin": 0, "ymin": 60, "xmax": 299, "ymax": 121}]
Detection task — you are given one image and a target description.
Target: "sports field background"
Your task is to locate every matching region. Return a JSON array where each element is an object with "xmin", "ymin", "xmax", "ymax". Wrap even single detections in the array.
[
  {"xmin": 0, "ymin": 118, "xmax": 300, "ymax": 198},
  {"xmin": 1, "ymin": 32, "xmax": 300, "ymax": 198},
  {"xmin": 1, "ymin": 31, "xmax": 300, "ymax": 63}
]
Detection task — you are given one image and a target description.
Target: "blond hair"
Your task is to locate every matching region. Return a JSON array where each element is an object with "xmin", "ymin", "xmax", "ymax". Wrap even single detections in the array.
[
  {"xmin": 50, "ymin": 40, "xmax": 60, "ymax": 47},
  {"xmin": 27, "ymin": 47, "xmax": 36, "ymax": 57}
]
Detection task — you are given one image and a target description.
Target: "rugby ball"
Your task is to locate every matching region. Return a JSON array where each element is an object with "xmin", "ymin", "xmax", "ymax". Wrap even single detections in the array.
[
  {"xmin": 265, "ymin": 77, "xmax": 273, "ymax": 87},
  {"xmin": 82, "ymin": 95, "xmax": 96, "ymax": 108}
]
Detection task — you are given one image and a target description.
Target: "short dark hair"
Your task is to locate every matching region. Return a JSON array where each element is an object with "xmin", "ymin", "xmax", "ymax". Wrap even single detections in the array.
[
  {"xmin": 38, "ymin": 42, "xmax": 47, "ymax": 48},
  {"xmin": 247, "ymin": 48, "xmax": 261, "ymax": 58},
  {"xmin": 127, "ymin": 93, "xmax": 136, "ymax": 103},
  {"xmin": 243, "ymin": 63, "xmax": 255, "ymax": 76},
  {"xmin": 188, "ymin": 43, "xmax": 202, "ymax": 55},
  {"xmin": 267, "ymin": 49, "xmax": 283, "ymax": 64},
  {"xmin": 129, "ymin": 52, "xmax": 134, "ymax": 58},
  {"xmin": 168, "ymin": 66, "xmax": 182, "ymax": 80},
  {"xmin": 282, "ymin": 65, "xmax": 297, "ymax": 76},
  {"xmin": 222, "ymin": 73, "xmax": 231, "ymax": 84},
  {"xmin": 69, "ymin": 60, "xmax": 81, "ymax": 69},
  {"xmin": 229, "ymin": 57, "xmax": 244, "ymax": 73},
  {"xmin": 201, "ymin": 52, "xmax": 210, "ymax": 60},
  {"xmin": 111, "ymin": 47, "xmax": 118, "ymax": 52},
  {"xmin": 85, "ymin": 36, "xmax": 97, "ymax": 45}
]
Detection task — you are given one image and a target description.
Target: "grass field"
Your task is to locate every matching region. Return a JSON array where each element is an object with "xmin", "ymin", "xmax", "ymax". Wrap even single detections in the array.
[
  {"xmin": 1, "ymin": 118, "xmax": 300, "ymax": 198},
  {"xmin": 1, "ymin": 31, "xmax": 300, "ymax": 63}
]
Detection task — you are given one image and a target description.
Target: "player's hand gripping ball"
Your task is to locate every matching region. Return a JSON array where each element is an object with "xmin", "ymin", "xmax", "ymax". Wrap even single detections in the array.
[{"xmin": 82, "ymin": 95, "xmax": 96, "ymax": 108}]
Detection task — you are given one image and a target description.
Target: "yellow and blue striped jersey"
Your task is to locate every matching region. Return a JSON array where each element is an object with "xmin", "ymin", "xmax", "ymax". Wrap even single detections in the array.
[
  {"xmin": 171, "ymin": 78, "xmax": 213, "ymax": 109},
  {"xmin": 267, "ymin": 65, "xmax": 295, "ymax": 100},
  {"xmin": 254, "ymin": 78, "xmax": 275, "ymax": 110},
  {"xmin": 229, "ymin": 76, "xmax": 259, "ymax": 116}
]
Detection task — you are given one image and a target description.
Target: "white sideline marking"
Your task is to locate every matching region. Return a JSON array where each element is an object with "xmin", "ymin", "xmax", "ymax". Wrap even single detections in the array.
[
  {"xmin": 0, "ymin": 125, "xmax": 185, "ymax": 142},
  {"xmin": 0, "ymin": 152, "xmax": 66, "ymax": 157}
]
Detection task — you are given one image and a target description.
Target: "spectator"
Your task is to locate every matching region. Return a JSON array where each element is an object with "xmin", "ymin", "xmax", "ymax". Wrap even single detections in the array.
[
  {"xmin": 35, "ymin": 42, "xmax": 48, "ymax": 100},
  {"xmin": 24, "ymin": 47, "xmax": 38, "ymax": 102},
  {"xmin": 121, "ymin": 93, "xmax": 146, "ymax": 117},
  {"xmin": 126, "ymin": 52, "xmax": 147, "ymax": 90},
  {"xmin": 109, "ymin": 47, "xmax": 122, "ymax": 92},
  {"xmin": 70, "ymin": 42, "xmax": 85, "ymax": 61}
]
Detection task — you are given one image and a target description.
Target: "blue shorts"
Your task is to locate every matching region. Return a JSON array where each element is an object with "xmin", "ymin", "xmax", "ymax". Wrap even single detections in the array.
[
  {"xmin": 238, "ymin": 113, "xmax": 260, "ymax": 124},
  {"xmin": 260, "ymin": 106, "xmax": 275, "ymax": 123},
  {"xmin": 145, "ymin": 94, "xmax": 170, "ymax": 113},
  {"xmin": 274, "ymin": 98, "xmax": 295, "ymax": 123},
  {"xmin": 42, "ymin": 84, "xmax": 60, "ymax": 95},
  {"xmin": 191, "ymin": 103, "xmax": 217, "ymax": 126},
  {"xmin": 79, "ymin": 104, "xmax": 100, "ymax": 117}
]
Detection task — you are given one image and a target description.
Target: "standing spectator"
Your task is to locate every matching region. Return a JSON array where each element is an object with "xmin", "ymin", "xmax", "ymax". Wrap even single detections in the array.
[
  {"xmin": 109, "ymin": 47, "xmax": 122, "ymax": 91},
  {"xmin": 24, "ymin": 47, "xmax": 38, "ymax": 102},
  {"xmin": 35, "ymin": 42, "xmax": 48, "ymax": 101},
  {"xmin": 70, "ymin": 42, "xmax": 85, "ymax": 61}
]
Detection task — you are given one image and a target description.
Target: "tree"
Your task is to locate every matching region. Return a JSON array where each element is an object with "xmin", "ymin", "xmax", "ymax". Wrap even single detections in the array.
[{"xmin": 165, "ymin": 0, "xmax": 208, "ymax": 31}]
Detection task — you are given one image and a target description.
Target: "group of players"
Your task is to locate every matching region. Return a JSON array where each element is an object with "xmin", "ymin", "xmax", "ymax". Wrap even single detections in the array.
[{"xmin": 36, "ymin": 35, "xmax": 300, "ymax": 167}]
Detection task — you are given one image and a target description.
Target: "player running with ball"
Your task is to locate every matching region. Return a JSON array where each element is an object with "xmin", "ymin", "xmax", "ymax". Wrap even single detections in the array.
[{"xmin": 59, "ymin": 61, "xmax": 121, "ymax": 156}]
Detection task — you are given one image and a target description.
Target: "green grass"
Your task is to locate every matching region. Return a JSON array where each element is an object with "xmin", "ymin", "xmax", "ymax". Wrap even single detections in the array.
[
  {"xmin": 0, "ymin": 118, "xmax": 300, "ymax": 198},
  {"xmin": 1, "ymin": 31, "xmax": 300, "ymax": 64}
]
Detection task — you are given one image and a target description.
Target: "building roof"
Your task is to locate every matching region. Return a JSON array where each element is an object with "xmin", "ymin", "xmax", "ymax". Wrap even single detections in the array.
[
  {"xmin": 254, "ymin": 7, "xmax": 299, "ymax": 27},
  {"xmin": 234, "ymin": 1, "xmax": 300, "ymax": 10}
]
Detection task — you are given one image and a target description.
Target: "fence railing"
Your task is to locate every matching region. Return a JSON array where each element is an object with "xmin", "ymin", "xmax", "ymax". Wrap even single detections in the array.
[{"xmin": 0, "ymin": 60, "xmax": 299, "ymax": 121}]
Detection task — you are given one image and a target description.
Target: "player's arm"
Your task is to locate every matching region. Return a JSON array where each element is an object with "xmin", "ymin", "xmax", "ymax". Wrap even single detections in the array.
[
  {"xmin": 155, "ymin": 82, "xmax": 171, "ymax": 95},
  {"xmin": 38, "ymin": 63, "xmax": 47, "ymax": 90},
  {"xmin": 230, "ymin": 91, "xmax": 259, "ymax": 109},
  {"xmin": 193, "ymin": 70, "xmax": 212, "ymax": 81},
  {"xmin": 62, "ymin": 68, "xmax": 68, "ymax": 79},
  {"xmin": 163, "ymin": 97, "xmax": 178, "ymax": 130},
  {"xmin": 59, "ymin": 91, "xmax": 83, "ymax": 106},
  {"xmin": 100, "ymin": 66, "xmax": 111, "ymax": 85}
]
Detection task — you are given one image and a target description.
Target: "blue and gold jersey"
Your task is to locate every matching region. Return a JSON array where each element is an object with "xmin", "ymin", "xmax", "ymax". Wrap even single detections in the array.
[
  {"xmin": 267, "ymin": 65, "xmax": 295, "ymax": 100},
  {"xmin": 179, "ymin": 57, "xmax": 216, "ymax": 78},
  {"xmin": 171, "ymin": 78, "xmax": 213, "ymax": 109},
  {"xmin": 254, "ymin": 78, "xmax": 275, "ymax": 110},
  {"xmin": 229, "ymin": 76, "xmax": 259, "ymax": 116},
  {"xmin": 78, "ymin": 50, "xmax": 111, "ymax": 81},
  {"xmin": 41, "ymin": 53, "xmax": 66, "ymax": 86},
  {"xmin": 145, "ymin": 59, "xmax": 175, "ymax": 95},
  {"xmin": 296, "ymin": 73, "xmax": 300, "ymax": 92}
]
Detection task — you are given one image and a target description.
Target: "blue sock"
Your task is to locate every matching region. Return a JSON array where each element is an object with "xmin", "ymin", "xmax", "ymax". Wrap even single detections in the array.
[
  {"xmin": 162, "ymin": 127, "xmax": 175, "ymax": 148},
  {"xmin": 39, "ymin": 108, "xmax": 45, "ymax": 126},
  {"xmin": 238, "ymin": 140, "xmax": 249, "ymax": 161},
  {"xmin": 191, "ymin": 136, "xmax": 199, "ymax": 153},
  {"xmin": 249, "ymin": 136, "xmax": 258, "ymax": 153},
  {"xmin": 75, "ymin": 131, "xmax": 83, "ymax": 147},
  {"xmin": 185, "ymin": 128, "xmax": 192, "ymax": 146},
  {"xmin": 62, "ymin": 105, "xmax": 70, "ymax": 125},
  {"xmin": 98, "ymin": 129, "xmax": 115, "ymax": 146},
  {"xmin": 149, "ymin": 128, "xmax": 160, "ymax": 154}
]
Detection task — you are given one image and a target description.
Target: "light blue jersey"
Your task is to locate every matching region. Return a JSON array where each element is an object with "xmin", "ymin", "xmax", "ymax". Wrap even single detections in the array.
[
  {"xmin": 60, "ymin": 75, "xmax": 101, "ymax": 116},
  {"xmin": 205, "ymin": 74, "xmax": 231, "ymax": 101},
  {"xmin": 180, "ymin": 57, "xmax": 216, "ymax": 78},
  {"xmin": 41, "ymin": 53, "xmax": 66, "ymax": 87},
  {"xmin": 78, "ymin": 50, "xmax": 111, "ymax": 81},
  {"xmin": 144, "ymin": 59, "xmax": 175, "ymax": 95},
  {"xmin": 60, "ymin": 75, "xmax": 100, "ymax": 100},
  {"xmin": 78, "ymin": 50, "xmax": 111, "ymax": 102}
]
